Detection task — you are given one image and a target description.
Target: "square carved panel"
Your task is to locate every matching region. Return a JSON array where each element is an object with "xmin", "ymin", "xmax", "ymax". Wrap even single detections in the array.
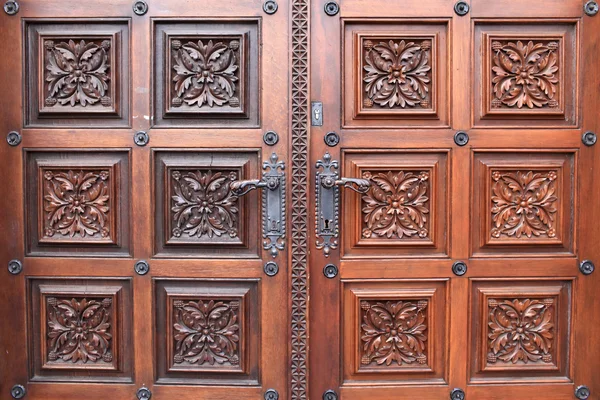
[
  {"xmin": 28, "ymin": 278, "xmax": 133, "ymax": 382},
  {"xmin": 470, "ymin": 279, "xmax": 572, "ymax": 383},
  {"xmin": 25, "ymin": 21, "xmax": 130, "ymax": 127},
  {"xmin": 472, "ymin": 152, "xmax": 575, "ymax": 257},
  {"xmin": 342, "ymin": 280, "xmax": 448, "ymax": 385},
  {"xmin": 153, "ymin": 21, "xmax": 259, "ymax": 128},
  {"xmin": 153, "ymin": 150, "xmax": 260, "ymax": 258},
  {"xmin": 473, "ymin": 22, "xmax": 578, "ymax": 127},
  {"xmin": 342, "ymin": 151, "xmax": 448, "ymax": 258},
  {"xmin": 154, "ymin": 280, "xmax": 259, "ymax": 385},
  {"xmin": 343, "ymin": 21, "xmax": 449, "ymax": 128},
  {"xmin": 26, "ymin": 151, "xmax": 131, "ymax": 257}
]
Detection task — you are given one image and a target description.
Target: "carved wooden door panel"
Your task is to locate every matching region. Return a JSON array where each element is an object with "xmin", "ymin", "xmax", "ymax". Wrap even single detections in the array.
[
  {"xmin": 0, "ymin": 0, "xmax": 289, "ymax": 399},
  {"xmin": 310, "ymin": 0, "xmax": 600, "ymax": 399}
]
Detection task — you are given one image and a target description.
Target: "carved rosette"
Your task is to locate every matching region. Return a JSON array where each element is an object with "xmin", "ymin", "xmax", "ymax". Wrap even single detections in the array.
[
  {"xmin": 42, "ymin": 169, "xmax": 112, "ymax": 240},
  {"xmin": 360, "ymin": 300, "xmax": 428, "ymax": 367},
  {"xmin": 44, "ymin": 38, "xmax": 112, "ymax": 107},
  {"xmin": 170, "ymin": 169, "xmax": 240, "ymax": 240},
  {"xmin": 491, "ymin": 40, "xmax": 560, "ymax": 110},
  {"xmin": 173, "ymin": 299, "xmax": 241, "ymax": 366},
  {"xmin": 46, "ymin": 297, "xmax": 113, "ymax": 364},
  {"xmin": 171, "ymin": 38, "xmax": 241, "ymax": 109},
  {"xmin": 361, "ymin": 170, "xmax": 430, "ymax": 240},
  {"xmin": 490, "ymin": 170, "xmax": 559, "ymax": 239},
  {"xmin": 363, "ymin": 38, "xmax": 432, "ymax": 109},
  {"xmin": 487, "ymin": 298, "xmax": 555, "ymax": 364}
]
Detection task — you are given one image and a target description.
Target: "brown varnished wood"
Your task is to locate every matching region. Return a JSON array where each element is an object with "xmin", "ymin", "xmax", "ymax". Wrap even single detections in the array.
[
  {"xmin": 310, "ymin": 0, "xmax": 600, "ymax": 399},
  {"xmin": 1, "ymin": 0, "xmax": 599, "ymax": 399},
  {"xmin": 0, "ymin": 0, "xmax": 290, "ymax": 398}
]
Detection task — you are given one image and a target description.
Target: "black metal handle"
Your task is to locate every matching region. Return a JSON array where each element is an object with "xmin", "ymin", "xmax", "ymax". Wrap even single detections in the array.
[{"xmin": 231, "ymin": 153, "xmax": 286, "ymax": 257}]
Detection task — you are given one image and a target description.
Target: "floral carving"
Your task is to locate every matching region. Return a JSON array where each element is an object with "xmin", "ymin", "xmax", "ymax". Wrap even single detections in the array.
[
  {"xmin": 488, "ymin": 298, "xmax": 555, "ymax": 364},
  {"xmin": 171, "ymin": 39, "xmax": 240, "ymax": 108},
  {"xmin": 491, "ymin": 40, "xmax": 560, "ymax": 109},
  {"xmin": 173, "ymin": 299, "xmax": 240, "ymax": 366},
  {"xmin": 46, "ymin": 297, "xmax": 113, "ymax": 363},
  {"xmin": 43, "ymin": 170, "xmax": 111, "ymax": 238},
  {"xmin": 171, "ymin": 170, "xmax": 239, "ymax": 239},
  {"xmin": 44, "ymin": 39, "xmax": 111, "ymax": 107},
  {"xmin": 360, "ymin": 300, "xmax": 428, "ymax": 366},
  {"xmin": 361, "ymin": 171, "xmax": 430, "ymax": 239},
  {"xmin": 491, "ymin": 170, "xmax": 558, "ymax": 239},
  {"xmin": 363, "ymin": 39, "xmax": 432, "ymax": 108}
]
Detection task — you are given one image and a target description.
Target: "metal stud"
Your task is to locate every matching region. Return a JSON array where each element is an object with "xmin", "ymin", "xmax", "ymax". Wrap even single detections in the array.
[
  {"xmin": 264, "ymin": 261, "xmax": 279, "ymax": 277},
  {"xmin": 584, "ymin": 1, "xmax": 599, "ymax": 16},
  {"xmin": 132, "ymin": 0, "xmax": 148, "ymax": 15},
  {"xmin": 324, "ymin": 131, "xmax": 340, "ymax": 147},
  {"xmin": 452, "ymin": 261, "xmax": 467, "ymax": 276},
  {"xmin": 579, "ymin": 260, "xmax": 595, "ymax": 276},
  {"xmin": 323, "ymin": 390, "xmax": 338, "ymax": 400},
  {"xmin": 263, "ymin": 0, "xmax": 278, "ymax": 14},
  {"xmin": 454, "ymin": 131, "xmax": 469, "ymax": 146},
  {"xmin": 8, "ymin": 259, "xmax": 22, "ymax": 275},
  {"xmin": 10, "ymin": 385, "xmax": 26, "ymax": 399},
  {"xmin": 450, "ymin": 388, "xmax": 466, "ymax": 400},
  {"xmin": 3, "ymin": 0, "xmax": 18, "ymax": 15},
  {"xmin": 324, "ymin": 1, "xmax": 340, "ymax": 16},
  {"xmin": 6, "ymin": 131, "xmax": 21, "ymax": 146},
  {"xmin": 263, "ymin": 130, "xmax": 279, "ymax": 146},
  {"xmin": 454, "ymin": 1, "xmax": 470, "ymax": 15},
  {"xmin": 134, "ymin": 260, "xmax": 150, "ymax": 275},
  {"xmin": 264, "ymin": 389, "xmax": 279, "ymax": 400},
  {"xmin": 575, "ymin": 385, "xmax": 591, "ymax": 399},
  {"xmin": 582, "ymin": 131, "xmax": 597, "ymax": 146},
  {"xmin": 323, "ymin": 264, "xmax": 338, "ymax": 279},
  {"xmin": 134, "ymin": 131, "xmax": 149, "ymax": 146},
  {"xmin": 136, "ymin": 387, "xmax": 152, "ymax": 400}
]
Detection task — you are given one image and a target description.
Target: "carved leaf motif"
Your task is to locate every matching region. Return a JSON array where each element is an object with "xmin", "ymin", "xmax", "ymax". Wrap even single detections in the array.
[
  {"xmin": 363, "ymin": 39, "xmax": 431, "ymax": 108},
  {"xmin": 173, "ymin": 299, "xmax": 240, "ymax": 366},
  {"xmin": 43, "ymin": 170, "xmax": 111, "ymax": 239},
  {"xmin": 361, "ymin": 171, "xmax": 430, "ymax": 239},
  {"xmin": 45, "ymin": 39, "xmax": 111, "ymax": 107},
  {"xmin": 360, "ymin": 300, "xmax": 428, "ymax": 366},
  {"xmin": 170, "ymin": 170, "xmax": 239, "ymax": 239},
  {"xmin": 47, "ymin": 297, "xmax": 113, "ymax": 363},
  {"xmin": 490, "ymin": 170, "xmax": 558, "ymax": 239},
  {"xmin": 491, "ymin": 40, "xmax": 560, "ymax": 109},
  {"xmin": 488, "ymin": 298, "xmax": 555, "ymax": 364},
  {"xmin": 172, "ymin": 39, "xmax": 239, "ymax": 108}
]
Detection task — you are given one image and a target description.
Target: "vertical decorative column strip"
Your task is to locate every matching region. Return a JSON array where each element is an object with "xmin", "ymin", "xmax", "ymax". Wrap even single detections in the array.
[{"xmin": 290, "ymin": 0, "xmax": 309, "ymax": 397}]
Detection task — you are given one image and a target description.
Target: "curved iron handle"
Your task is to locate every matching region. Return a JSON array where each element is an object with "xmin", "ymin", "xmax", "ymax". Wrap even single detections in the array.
[
  {"xmin": 230, "ymin": 153, "xmax": 286, "ymax": 258},
  {"xmin": 321, "ymin": 176, "xmax": 370, "ymax": 193},
  {"xmin": 231, "ymin": 179, "xmax": 269, "ymax": 196}
]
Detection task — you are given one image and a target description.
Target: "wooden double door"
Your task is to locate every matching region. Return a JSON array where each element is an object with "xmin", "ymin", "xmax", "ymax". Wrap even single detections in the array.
[{"xmin": 0, "ymin": 0, "xmax": 599, "ymax": 399}]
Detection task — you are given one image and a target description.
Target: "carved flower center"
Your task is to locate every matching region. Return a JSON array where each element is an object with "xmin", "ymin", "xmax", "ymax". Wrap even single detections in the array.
[
  {"xmin": 514, "ymin": 65, "xmax": 534, "ymax": 85},
  {"xmin": 386, "ymin": 195, "xmax": 405, "ymax": 214},
  {"xmin": 69, "ymin": 195, "xmax": 86, "ymax": 213},
  {"xmin": 387, "ymin": 64, "xmax": 406, "ymax": 83}
]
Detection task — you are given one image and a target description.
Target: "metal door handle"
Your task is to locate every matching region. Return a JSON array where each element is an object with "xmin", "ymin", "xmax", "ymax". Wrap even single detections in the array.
[
  {"xmin": 315, "ymin": 152, "xmax": 371, "ymax": 256},
  {"xmin": 231, "ymin": 153, "xmax": 285, "ymax": 258}
]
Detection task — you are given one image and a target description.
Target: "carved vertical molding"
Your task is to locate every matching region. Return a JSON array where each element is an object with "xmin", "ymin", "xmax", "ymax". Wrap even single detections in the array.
[{"xmin": 290, "ymin": 0, "xmax": 309, "ymax": 397}]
